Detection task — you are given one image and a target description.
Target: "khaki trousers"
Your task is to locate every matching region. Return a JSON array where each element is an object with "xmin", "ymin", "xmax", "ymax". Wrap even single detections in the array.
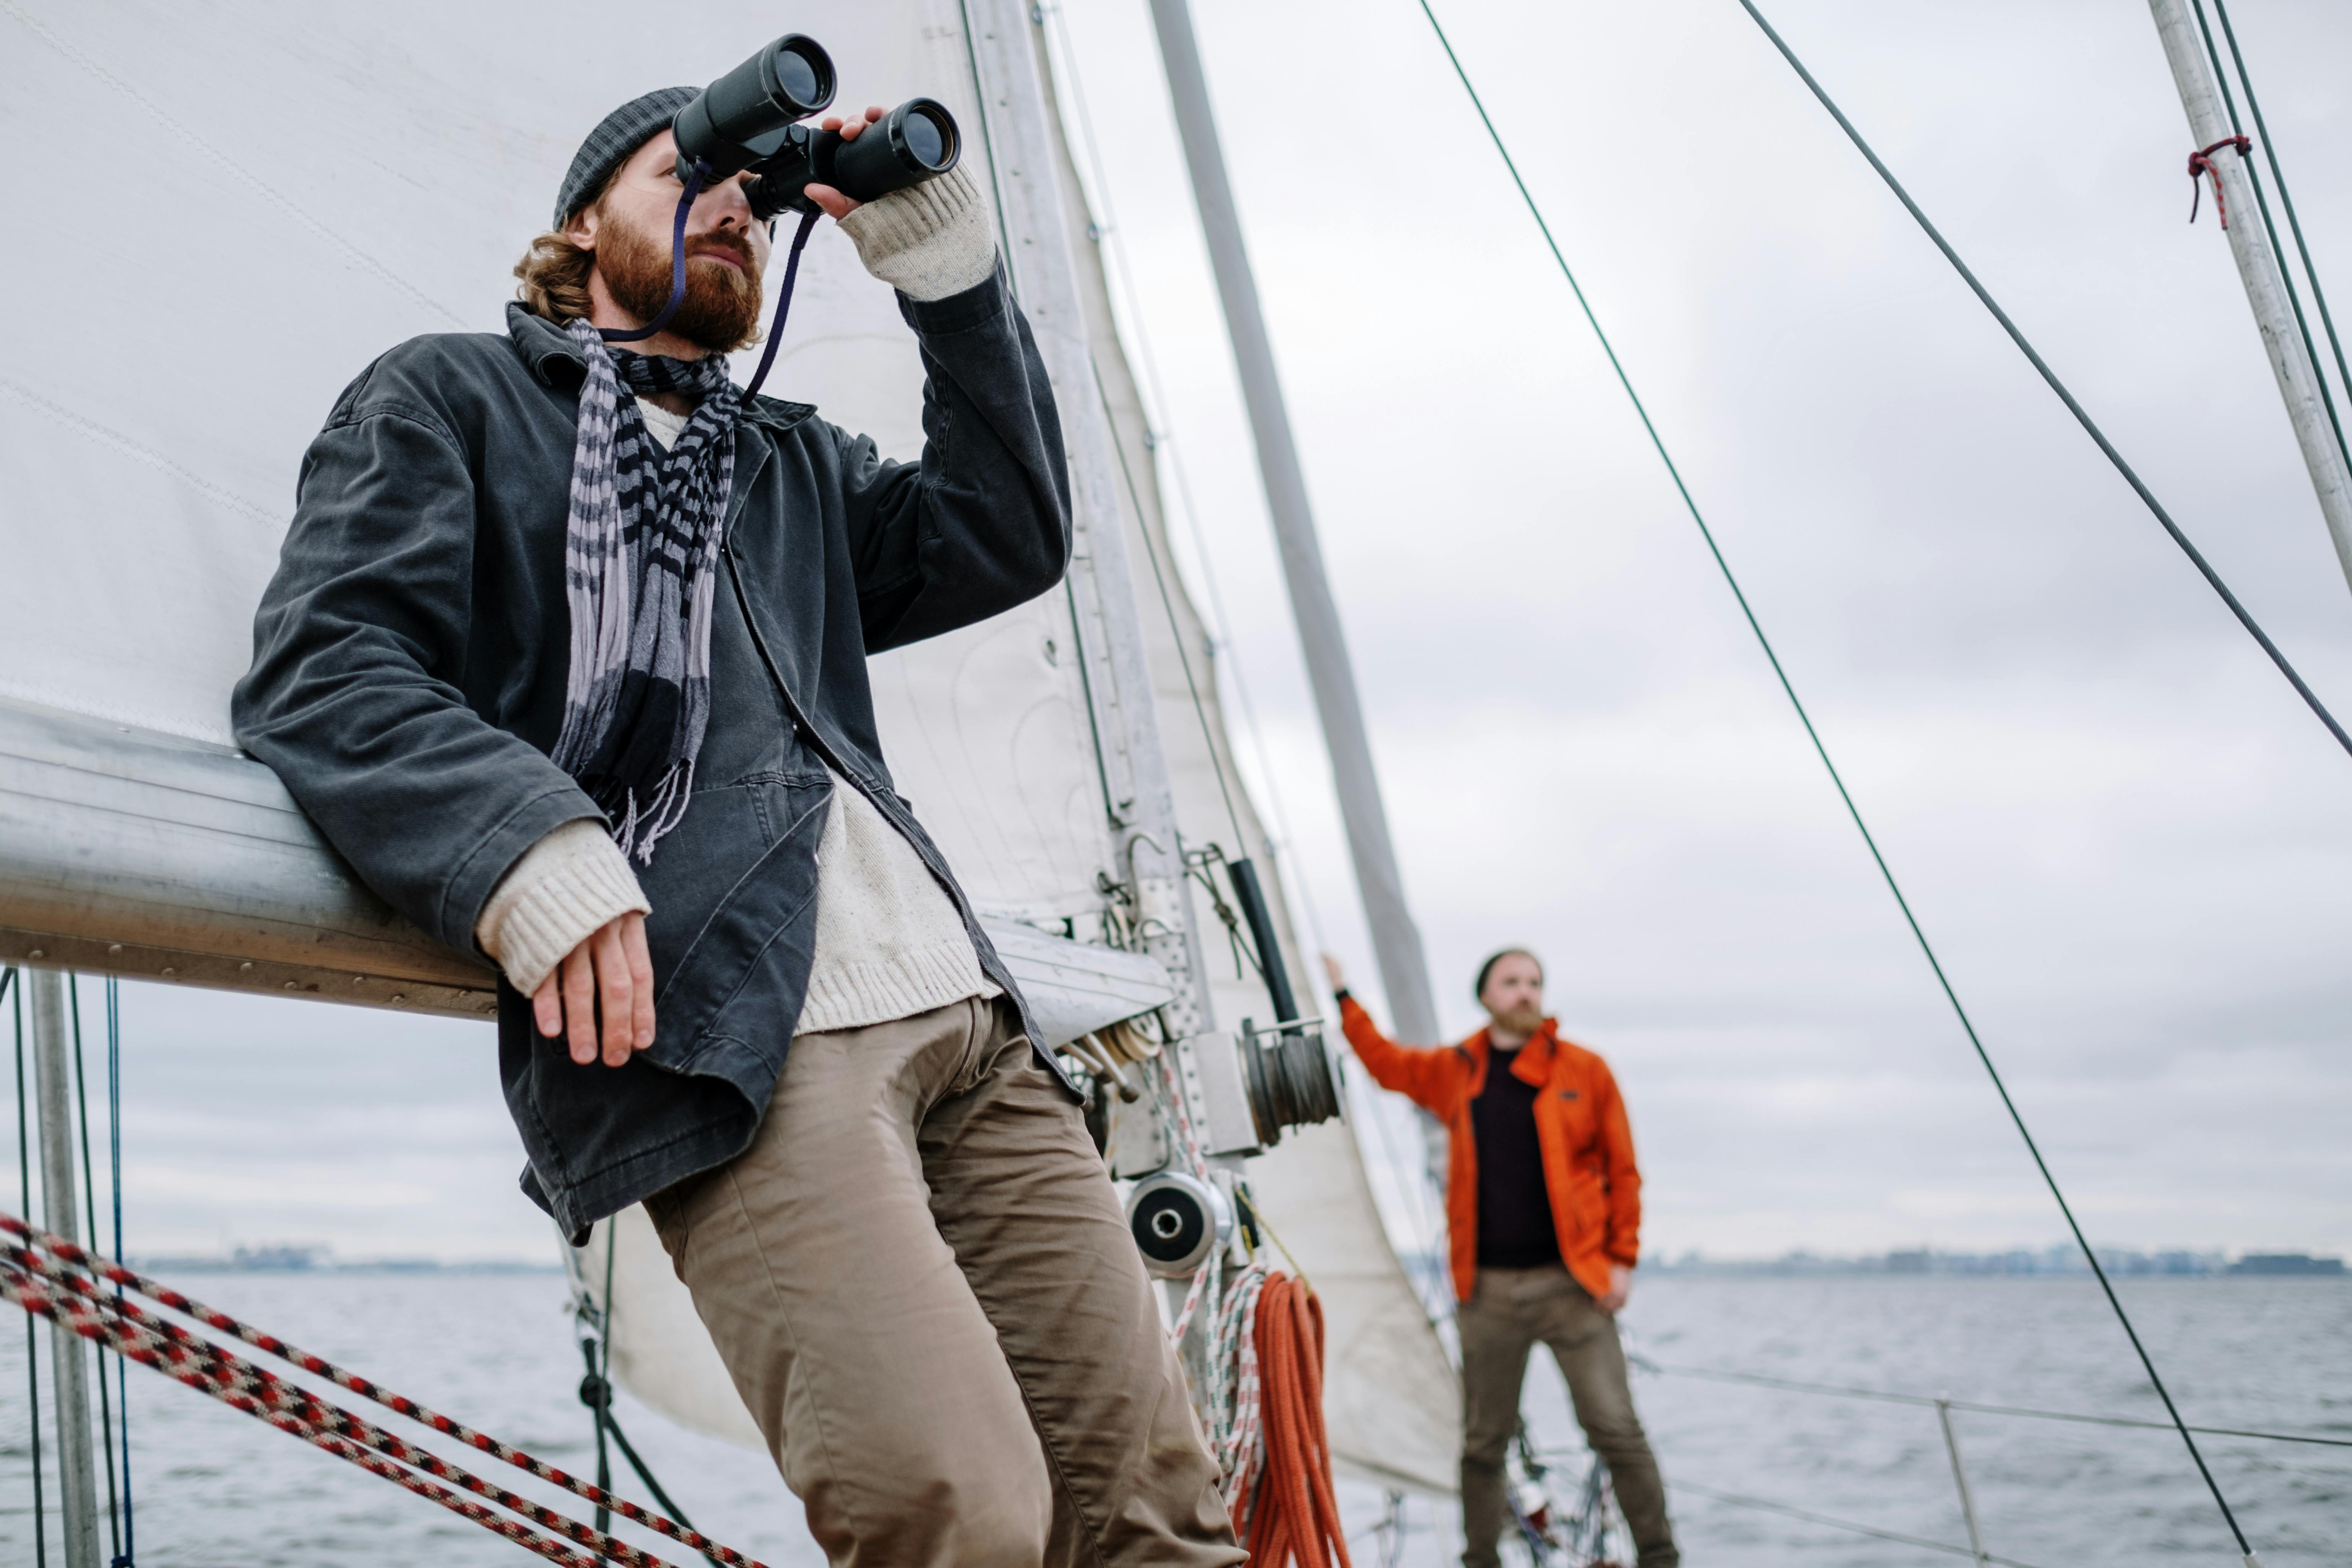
[
  {"xmin": 647, "ymin": 996, "xmax": 1244, "ymax": 1568},
  {"xmin": 1457, "ymin": 1264, "xmax": 1677, "ymax": 1568}
]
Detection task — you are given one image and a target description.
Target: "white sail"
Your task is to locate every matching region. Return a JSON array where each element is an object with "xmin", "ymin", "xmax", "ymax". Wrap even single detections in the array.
[{"xmin": 0, "ymin": 0, "xmax": 1456, "ymax": 1498}]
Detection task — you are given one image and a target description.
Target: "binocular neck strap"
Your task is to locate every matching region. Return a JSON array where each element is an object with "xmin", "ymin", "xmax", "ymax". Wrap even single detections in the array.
[
  {"xmin": 740, "ymin": 206, "xmax": 822, "ymax": 405},
  {"xmin": 599, "ymin": 162, "xmax": 711, "ymax": 344}
]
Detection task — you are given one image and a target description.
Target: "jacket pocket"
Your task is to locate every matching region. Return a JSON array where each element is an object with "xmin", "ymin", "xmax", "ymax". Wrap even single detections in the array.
[{"xmin": 640, "ymin": 777, "xmax": 830, "ymax": 1068}]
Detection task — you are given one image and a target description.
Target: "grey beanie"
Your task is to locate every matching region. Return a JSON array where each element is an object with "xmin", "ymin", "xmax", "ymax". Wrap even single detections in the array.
[{"xmin": 552, "ymin": 86, "xmax": 700, "ymax": 229}]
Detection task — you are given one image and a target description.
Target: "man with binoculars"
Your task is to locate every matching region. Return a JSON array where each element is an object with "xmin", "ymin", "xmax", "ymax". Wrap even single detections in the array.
[{"xmin": 234, "ymin": 55, "xmax": 1242, "ymax": 1568}]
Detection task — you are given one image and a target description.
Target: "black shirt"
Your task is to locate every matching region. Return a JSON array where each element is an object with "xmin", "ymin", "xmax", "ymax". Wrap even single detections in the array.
[{"xmin": 1471, "ymin": 1045, "xmax": 1561, "ymax": 1268}]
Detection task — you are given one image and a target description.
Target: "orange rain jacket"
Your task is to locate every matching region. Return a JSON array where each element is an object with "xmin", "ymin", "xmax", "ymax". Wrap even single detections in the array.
[{"xmin": 1339, "ymin": 995, "xmax": 1642, "ymax": 1304}]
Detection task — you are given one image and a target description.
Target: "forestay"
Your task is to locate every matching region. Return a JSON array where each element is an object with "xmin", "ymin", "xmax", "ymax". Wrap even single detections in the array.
[{"xmin": 0, "ymin": 0, "xmax": 1457, "ymax": 1500}]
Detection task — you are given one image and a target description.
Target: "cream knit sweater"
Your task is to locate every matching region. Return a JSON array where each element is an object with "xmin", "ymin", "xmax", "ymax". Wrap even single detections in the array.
[{"xmin": 476, "ymin": 169, "xmax": 1001, "ymax": 1024}]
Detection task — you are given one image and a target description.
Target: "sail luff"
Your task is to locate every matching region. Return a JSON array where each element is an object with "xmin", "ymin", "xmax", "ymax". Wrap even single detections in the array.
[{"xmin": 962, "ymin": 0, "xmax": 1221, "ymax": 1041}]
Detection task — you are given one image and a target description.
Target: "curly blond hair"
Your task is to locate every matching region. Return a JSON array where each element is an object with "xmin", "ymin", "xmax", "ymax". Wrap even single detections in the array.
[
  {"xmin": 514, "ymin": 168, "xmax": 624, "ymax": 323},
  {"xmin": 513, "ymin": 231, "xmax": 595, "ymax": 323}
]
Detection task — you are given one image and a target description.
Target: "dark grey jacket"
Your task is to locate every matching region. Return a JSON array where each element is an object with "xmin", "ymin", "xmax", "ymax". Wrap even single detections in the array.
[{"xmin": 232, "ymin": 268, "xmax": 1074, "ymax": 1240}]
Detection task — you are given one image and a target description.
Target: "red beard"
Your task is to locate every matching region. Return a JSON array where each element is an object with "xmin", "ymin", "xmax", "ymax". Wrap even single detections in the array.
[{"xmin": 596, "ymin": 212, "xmax": 764, "ymax": 354}]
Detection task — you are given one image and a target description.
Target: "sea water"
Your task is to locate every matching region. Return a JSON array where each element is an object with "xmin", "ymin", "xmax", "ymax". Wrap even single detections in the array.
[{"xmin": 0, "ymin": 1272, "xmax": 2343, "ymax": 1565}]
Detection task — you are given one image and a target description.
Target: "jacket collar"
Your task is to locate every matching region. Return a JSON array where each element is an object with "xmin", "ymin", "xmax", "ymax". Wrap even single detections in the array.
[
  {"xmin": 1466, "ymin": 1017, "xmax": 1563, "ymax": 1088},
  {"xmin": 503, "ymin": 302, "xmax": 819, "ymax": 434}
]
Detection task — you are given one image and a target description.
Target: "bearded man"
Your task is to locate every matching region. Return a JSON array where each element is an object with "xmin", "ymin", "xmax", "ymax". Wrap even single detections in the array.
[
  {"xmin": 233, "ymin": 88, "xmax": 1241, "ymax": 1568},
  {"xmin": 1323, "ymin": 949, "xmax": 1676, "ymax": 1568}
]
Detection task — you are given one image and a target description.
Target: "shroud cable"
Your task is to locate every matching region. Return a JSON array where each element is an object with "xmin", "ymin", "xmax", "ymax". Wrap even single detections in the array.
[
  {"xmin": 1414, "ymin": 0, "xmax": 2264, "ymax": 1555},
  {"xmin": 1731, "ymin": 0, "xmax": 2350, "ymax": 766}
]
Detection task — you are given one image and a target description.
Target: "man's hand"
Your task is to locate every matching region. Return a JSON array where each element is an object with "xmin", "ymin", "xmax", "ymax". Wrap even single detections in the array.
[
  {"xmin": 1596, "ymin": 1263, "xmax": 1633, "ymax": 1316},
  {"xmin": 533, "ymin": 911, "xmax": 656, "ymax": 1067},
  {"xmin": 801, "ymin": 106, "xmax": 888, "ymax": 221},
  {"xmin": 1321, "ymin": 952, "xmax": 1348, "ymax": 994}
]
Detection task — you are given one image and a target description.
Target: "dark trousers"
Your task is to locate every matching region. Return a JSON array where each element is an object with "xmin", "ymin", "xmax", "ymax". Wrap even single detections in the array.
[{"xmin": 1457, "ymin": 1264, "xmax": 1677, "ymax": 1568}]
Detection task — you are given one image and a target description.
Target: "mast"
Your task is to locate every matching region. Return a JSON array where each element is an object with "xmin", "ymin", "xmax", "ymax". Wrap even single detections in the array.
[
  {"xmin": 2149, "ymin": 0, "xmax": 2352, "ymax": 594},
  {"xmin": 1145, "ymin": 0, "xmax": 1443, "ymax": 1047},
  {"xmin": 28, "ymin": 966, "xmax": 103, "ymax": 1568}
]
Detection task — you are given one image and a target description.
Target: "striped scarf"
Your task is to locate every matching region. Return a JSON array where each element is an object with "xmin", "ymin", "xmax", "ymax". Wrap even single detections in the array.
[{"xmin": 551, "ymin": 318, "xmax": 742, "ymax": 862}]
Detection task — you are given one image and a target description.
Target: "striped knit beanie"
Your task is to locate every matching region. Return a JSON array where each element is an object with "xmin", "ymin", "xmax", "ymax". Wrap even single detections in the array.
[{"xmin": 553, "ymin": 86, "xmax": 700, "ymax": 229}]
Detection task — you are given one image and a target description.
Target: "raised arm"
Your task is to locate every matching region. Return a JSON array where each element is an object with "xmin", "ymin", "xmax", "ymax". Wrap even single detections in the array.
[
  {"xmin": 1322, "ymin": 954, "xmax": 1462, "ymax": 1116},
  {"xmin": 819, "ymin": 167, "xmax": 1073, "ymax": 651}
]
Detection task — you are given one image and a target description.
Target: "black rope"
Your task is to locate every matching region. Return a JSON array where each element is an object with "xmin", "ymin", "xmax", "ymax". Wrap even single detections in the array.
[
  {"xmin": 2187, "ymin": 0, "xmax": 2352, "ymax": 484},
  {"xmin": 1732, "ymin": 0, "xmax": 2351, "ymax": 765},
  {"xmin": 67, "ymin": 978, "xmax": 122, "ymax": 1563},
  {"xmin": 8, "ymin": 968, "xmax": 45, "ymax": 1568},
  {"xmin": 1414, "ymin": 0, "xmax": 2261, "ymax": 1555}
]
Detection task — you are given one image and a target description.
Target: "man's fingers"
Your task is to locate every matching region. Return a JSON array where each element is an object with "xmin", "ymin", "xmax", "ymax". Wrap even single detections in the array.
[
  {"xmin": 593, "ymin": 921, "xmax": 632, "ymax": 1067},
  {"xmin": 533, "ymin": 973, "xmax": 562, "ymax": 1038},
  {"xmin": 562, "ymin": 946, "xmax": 598, "ymax": 1065},
  {"xmin": 622, "ymin": 913, "xmax": 656, "ymax": 1051},
  {"xmin": 802, "ymin": 183, "xmax": 858, "ymax": 222}
]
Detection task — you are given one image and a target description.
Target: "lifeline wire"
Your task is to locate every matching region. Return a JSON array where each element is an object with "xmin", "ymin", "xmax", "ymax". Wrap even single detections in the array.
[
  {"xmin": 1733, "ymin": 0, "xmax": 2350, "ymax": 766},
  {"xmin": 1635, "ymin": 1356, "xmax": 2352, "ymax": 1450},
  {"xmin": 1413, "ymin": 0, "xmax": 2260, "ymax": 1556},
  {"xmin": 67, "ymin": 978, "xmax": 123, "ymax": 1563},
  {"xmin": 9, "ymin": 968, "xmax": 45, "ymax": 1568},
  {"xmin": 104, "ymin": 975, "xmax": 132, "ymax": 1568},
  {"xmin": 2191, "ymin": 0, "xmax": 2352, "ymax": 480}
]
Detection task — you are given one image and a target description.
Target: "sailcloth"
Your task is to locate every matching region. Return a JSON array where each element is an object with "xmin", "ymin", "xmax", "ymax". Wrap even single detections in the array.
[{"xmin": 0, "ymin": 0, "xmax": 1458, "ymax": 1499}]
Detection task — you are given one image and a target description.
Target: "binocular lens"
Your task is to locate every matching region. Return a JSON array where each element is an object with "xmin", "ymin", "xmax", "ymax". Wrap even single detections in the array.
[
  {"xmin": 772, "ymin": 42, "xmax": 824, "ymax": 112},
  {"xmin": 674, "ymin": 34, "xmax": 838, "ymax": 183},
  {"xmin": 902, "ymin": 106, "xmax": 950, "ymax": 170}
]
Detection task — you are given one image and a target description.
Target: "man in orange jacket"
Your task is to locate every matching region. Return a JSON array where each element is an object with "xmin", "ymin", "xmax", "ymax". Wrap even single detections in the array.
[{"xmin": 1324, "ymin": 949, "xmax": 1676, "ymax": 1568}]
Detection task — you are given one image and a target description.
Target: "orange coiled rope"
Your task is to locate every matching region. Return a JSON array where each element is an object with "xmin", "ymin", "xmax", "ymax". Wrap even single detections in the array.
[{"xmin": 1244, "ymin": 1272, "xmax": 1351, "ymax": 1568}]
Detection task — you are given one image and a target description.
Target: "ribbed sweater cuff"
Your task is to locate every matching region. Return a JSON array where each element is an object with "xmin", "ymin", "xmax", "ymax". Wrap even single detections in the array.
[
  {"xmin": 837, "ymin": 165, "xmax": 998, "ymax": 302},
  {"xmin": 476, "ymin": 820, "xmax": 650, "ymax": 996},
  {"xmin": 796, "ymin": 936, "xmax": 1002, "ymax": 1037}
]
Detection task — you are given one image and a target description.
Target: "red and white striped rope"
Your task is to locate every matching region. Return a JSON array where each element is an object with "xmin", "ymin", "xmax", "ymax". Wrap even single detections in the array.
[
  {"xmin": 1, "ymin": 1259, "xmax": 606, "ymax": 1567},
  {"xmin": 1152, "ymin": 1052, "xmax": 1213, "ymax": 1180},
  {"xmin": 1207, "ymin": 1262, "xmax": 1270, "ymax": 1525},
  {"xmin": 0, "ymin": 1213, "xmax": 765, "ymax": 1568}
]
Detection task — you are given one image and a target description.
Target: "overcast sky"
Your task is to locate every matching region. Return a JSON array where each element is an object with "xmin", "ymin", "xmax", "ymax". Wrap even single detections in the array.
[{"xmin": 29, "ymin": 0, "xmax": 2352, "ymax": 1265}]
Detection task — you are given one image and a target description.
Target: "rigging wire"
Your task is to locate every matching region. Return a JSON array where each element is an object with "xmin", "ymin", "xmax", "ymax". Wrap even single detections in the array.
[
  {"xmin": 1729, "ymin": 0, "xmax": 2351, "ymax": 766},
  {"xmin": 2201, "ymin": 0, "xmax": 2352, "ymax": 445},
  {"xmin": 1413, "ymin": 0, "xmax": 2263, "ymax": 1555},
  {"xmin": 2186, "ymin": 0, "xmax": 2352, "ymax": 482},
  {"xmin": 1666, "ymin": 1479, "xmax": 2046, "ymax": 1568},
  {"xmin": 1040, "ymin": 5, "xmax": 1453, "ymax": 1273},
  {"xmin": 104, "ymin": 975, "xmax": 132, "ymax": 1568},
  {"xmin": 66, "ymin": 978, "xmax": 123, "ymax": 1563},
  {"xmin": 1040, "ymin": 1, "xmax": 1342, "ymax": 937},
  {"xmin": 1088, "ymin": 356, "xmax": 1254, "ymax": 853},
  {"xmin": 1634, "ymin": 1356, "xmax": 2352, "ymax": 1450},
  {"xmin": 9, "ymin": 968, "xmax": 47, "ymax": 1568}
]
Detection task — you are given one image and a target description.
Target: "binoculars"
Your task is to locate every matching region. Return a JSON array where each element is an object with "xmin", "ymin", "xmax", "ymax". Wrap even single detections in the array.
[{"xmin": 672, "ymin": 34, "xmax": 962, "ymax": 221}]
